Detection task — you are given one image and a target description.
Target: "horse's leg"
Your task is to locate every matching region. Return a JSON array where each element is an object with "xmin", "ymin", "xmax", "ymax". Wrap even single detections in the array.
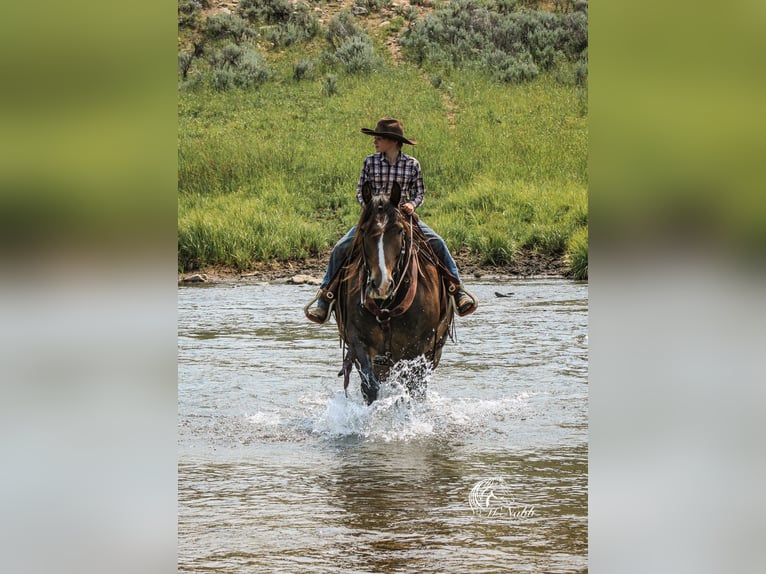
[{"xmin": 355, "ymin": 354, "xmax": 380, "ymax": 405}]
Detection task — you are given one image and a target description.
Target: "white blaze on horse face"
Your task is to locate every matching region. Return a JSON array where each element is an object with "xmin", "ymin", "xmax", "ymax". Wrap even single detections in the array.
[{"xmin": 376, "ymin": 233, "xmax": 388, "ymax": 293}]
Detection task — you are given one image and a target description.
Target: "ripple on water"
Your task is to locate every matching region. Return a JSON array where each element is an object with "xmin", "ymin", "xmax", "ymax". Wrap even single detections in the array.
[{"xmin": 178, "ymin": 280, "xmax": 588, "ymax": 573}]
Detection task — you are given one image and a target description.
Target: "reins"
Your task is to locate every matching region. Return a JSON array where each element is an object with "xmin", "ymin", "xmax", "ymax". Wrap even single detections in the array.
[{"xmin": 390, "ymin": 214, "xmax": 414, "ymax": 301}]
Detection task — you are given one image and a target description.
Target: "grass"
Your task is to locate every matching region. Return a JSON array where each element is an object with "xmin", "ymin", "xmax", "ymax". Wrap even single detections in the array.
[
  {"xmin": 178, "ymin": 15, "xmax": 588, "ymax": 278},
  {"xmin": 565, "ymin": 225, "xmax": 588, "ymax": 280}
]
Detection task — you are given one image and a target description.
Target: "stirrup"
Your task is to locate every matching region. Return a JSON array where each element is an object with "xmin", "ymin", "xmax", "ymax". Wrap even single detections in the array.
[
  {"xmin": 449, "ymin": 284, "xmax": 479, "ymax": 317},
  {"xmin": 304, "ymin": 289, "xmax": 334, "ymax": 324}
]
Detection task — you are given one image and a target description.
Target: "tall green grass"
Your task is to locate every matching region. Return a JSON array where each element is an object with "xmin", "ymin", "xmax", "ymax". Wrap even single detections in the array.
[
  {"xmin": 178, "ymin": 63, "xmax": 587, "ymax": 276},
  {"xmin": 565, "ymin": 225, "xmax": 588, "ymax": 280}
]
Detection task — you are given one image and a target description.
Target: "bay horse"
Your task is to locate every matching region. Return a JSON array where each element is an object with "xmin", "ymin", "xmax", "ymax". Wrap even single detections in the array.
[{"xmin": 332, "ymin": 181, "xmax": 455, "ymax": 404}]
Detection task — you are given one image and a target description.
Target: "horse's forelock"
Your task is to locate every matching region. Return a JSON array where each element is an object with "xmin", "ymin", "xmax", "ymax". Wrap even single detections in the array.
[
  {"xmin": 360, "ymin": 196, "xmax": 399, "ymax": 238},
  {"xmin": 343, "ymin": 198, "xmax": 411, "ymax": 288}
]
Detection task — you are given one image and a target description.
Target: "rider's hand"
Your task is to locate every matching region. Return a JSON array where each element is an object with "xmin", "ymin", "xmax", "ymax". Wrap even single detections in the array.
[{"xmin": 401, "ymin": 202, "xmax": 415, "ymax": 215}]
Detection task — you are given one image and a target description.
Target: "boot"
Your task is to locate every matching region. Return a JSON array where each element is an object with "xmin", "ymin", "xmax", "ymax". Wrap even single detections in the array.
[
  {"xmin": 306, "ymin": 296, "xmax": 330, "ymax": 324},
  {"xmin": 455, "ymin": 289, "xmax": 477, "ymax": 316}
]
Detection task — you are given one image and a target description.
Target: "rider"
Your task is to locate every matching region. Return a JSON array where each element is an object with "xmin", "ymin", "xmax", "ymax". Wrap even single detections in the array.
[{"xmin": 306, "ymin": 117, "xmax": 477, "ymax": 323}]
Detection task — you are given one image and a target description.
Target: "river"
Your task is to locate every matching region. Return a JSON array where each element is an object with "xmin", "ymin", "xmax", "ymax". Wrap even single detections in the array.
[{"xmin": 178, "ymin": 278, "xmax": 588, "ymax": 573}]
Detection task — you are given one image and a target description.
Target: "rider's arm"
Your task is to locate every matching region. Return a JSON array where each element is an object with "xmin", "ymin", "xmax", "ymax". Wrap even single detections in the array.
[
  {"xmin": 356, "ymin": 157, "xmax": 372, "ymax": 206},
  {"xmin": 407, "ymin": 158, "xmax": 425, "ymax": 210}
]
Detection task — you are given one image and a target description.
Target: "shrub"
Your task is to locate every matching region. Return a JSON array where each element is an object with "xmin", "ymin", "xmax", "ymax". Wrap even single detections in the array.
[
  {"xmin": 494, "ymin": 0, "xmax": 518, "ymax": 14},
  {"xmin": 243, "ymin": 1, "xmax": 320, "ymax": 47},
  {"xmin": 209, "ymin": 45, "xmax": 270, "ymax": 90},
  {"xmin": 355, "ymin": 0, "xmax": 392, "ymax": 13},
  {"xmin": 387, "ymin": 16, "xmax": 405, "ymax": 34},
  {"xmin": 528, "ymin": 27, "xmax": 564, "ymax": 70},
  {"xmin": 399, "ymin": 1, "xmax": 587, "ymax": 83},
  {"xmin": 561, "ymin": 12, "xmax": 588, "ymax": 59},
  {"xmin": 205, "ymin": 13, "xmax": 250, "ymax": 41},
  {"xmin": 238, "ymin": 0, "xmax": 259, "ymax": 20},
  {"xmin": 488, "ymin": 50, "xmax": 539, "ymax": 83},
  {"xmin": 332, "ymin": 35, "xmax": 382, "ymax": 73},
  {"xmin": 326, "ymin": 10, "xmax": 364, "ymax": 49},
  {"xmin": 402, "ymin": 5, "xmax": 418, "ymax": 21},
  {"xmin": 211, "ymin": 67, "xmax": 236, "ymax": 91},
  {"xmin": 264, "ymin": 24, "xmax": 287, "ymax": 48},
  {"xmin": 293, "ymin": 59, "xmax": 315, "ymax": 81},
  {"xmin": 290, "ymin": 3, "xmax": 321, "ymax": 38},
  {"xmin": 262, "ymin": 0, "xmax": 292, "ymax": 23},
  {"xmin": 322, "ymin": 74, "xmax": 339, "ymax": 96},
  {"xmin": 239, "ymin": 0, "xmax": 291, "ymax": 24},
  {"xmin": 179, "ymin": 70, "xmax": 204, "ymax": 91},
  {"xmin": 178, "ymin": 51, "xmax": 195, "ymax": 79},
  {"xmin": 178, "ymin": 0, "xmax": 202, "ymax": 14},
  {"xmin": 178, "ymin": 0, "xmax": 202, "ymax": 29},
  {"xmin": 236, "ymin": 50, "xmax": 270, "ymax": 87},
  {"xmin": 220, "ymin": 42, "xmax": 244, "ymax": 67}
]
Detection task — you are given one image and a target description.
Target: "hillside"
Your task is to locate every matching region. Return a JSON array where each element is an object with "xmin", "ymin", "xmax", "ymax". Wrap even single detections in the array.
[{"xmin": 177, "ymin": 0, "xmax": 588, "ymax": 279}]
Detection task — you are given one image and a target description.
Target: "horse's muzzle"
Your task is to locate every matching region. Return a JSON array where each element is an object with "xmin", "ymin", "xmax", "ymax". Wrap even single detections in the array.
[{"xmin": 368, "ymin": 278, "xmax": 393, "ymax": 300}]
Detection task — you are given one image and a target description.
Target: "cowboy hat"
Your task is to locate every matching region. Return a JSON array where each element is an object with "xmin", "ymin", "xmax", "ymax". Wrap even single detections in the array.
[{"xmin": 360, "ymin": 118, "xmax": 417, "ymax": 145}]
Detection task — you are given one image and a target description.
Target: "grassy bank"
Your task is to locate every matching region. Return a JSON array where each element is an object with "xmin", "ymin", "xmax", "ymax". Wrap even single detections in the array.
[{"xmin": 178, "ymin": 1, "xmax": 588, "ymax": 278}]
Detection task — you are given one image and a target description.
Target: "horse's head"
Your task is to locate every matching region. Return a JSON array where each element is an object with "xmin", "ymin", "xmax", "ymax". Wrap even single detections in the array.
[{"xmin": 359, "ymin": 181, "xmax": 406, "ymax": 300}]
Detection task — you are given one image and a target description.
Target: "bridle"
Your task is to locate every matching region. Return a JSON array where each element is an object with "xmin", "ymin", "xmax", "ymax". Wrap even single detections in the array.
[{"xmin": 360, "ymin": 212, "xmax": 416, "ymax": 324}]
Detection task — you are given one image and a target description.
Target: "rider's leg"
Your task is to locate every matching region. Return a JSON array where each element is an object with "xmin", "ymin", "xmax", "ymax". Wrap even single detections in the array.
[
  {"xmin": 307, "ymin": 225, "xmax": 357, "ymax": 323},
  {"xmin": 320, "ymin": 225, "xmax": 357, "ymax": 288},
  {"xmin": 416, "ymin": 220, "xmax": 477, "ymax": 315},
  {"xmin": 416, "ymin": 220, "xmax": 461, "ymax": 281}
]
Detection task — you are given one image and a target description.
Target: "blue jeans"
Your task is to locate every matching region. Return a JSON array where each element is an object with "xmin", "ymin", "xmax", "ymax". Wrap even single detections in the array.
[{"xmin": 321, "ymin": 221, "xmax": 461, "ymax": 288}]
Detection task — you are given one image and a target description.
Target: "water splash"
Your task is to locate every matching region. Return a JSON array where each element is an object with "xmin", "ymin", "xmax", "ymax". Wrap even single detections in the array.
[
  {"xmin": 181, "ymin": 387, "xmax": 530, "ymax": 448},
  {"xmin": 309, "ymin": 358, "xmax": 530, "ymax": 442},
  {"xmin": 180, "ymin": 357, "xmax": 532, "ymax": 448}
]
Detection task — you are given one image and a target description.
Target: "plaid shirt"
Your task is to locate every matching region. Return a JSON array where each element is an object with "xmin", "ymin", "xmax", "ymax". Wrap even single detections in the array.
[{"xmin": 355, "ymin": 152, "xmax": 425, "ymax": 208}]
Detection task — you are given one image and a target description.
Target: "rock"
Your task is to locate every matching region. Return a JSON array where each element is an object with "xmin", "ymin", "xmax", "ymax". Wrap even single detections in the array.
[
  {"xmin": 289, "ymin": 274, "xmax": 321, "ymax": 285},
  {"xmin": 352, "ymin": 6, "xmax": 368, "ymax": 15},
  {"xmin": 181, "ymin": 273, "xmax": 208, "ymax": 283},
  {"xmin": 379, "ymin": 20, "xmax": 390, "ymax": 27}
]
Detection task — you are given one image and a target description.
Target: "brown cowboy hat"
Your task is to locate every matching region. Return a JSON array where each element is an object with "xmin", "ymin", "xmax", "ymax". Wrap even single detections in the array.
[{"xmin": 360, "ymin": 118, "xmax": 417, "ymax": 145}]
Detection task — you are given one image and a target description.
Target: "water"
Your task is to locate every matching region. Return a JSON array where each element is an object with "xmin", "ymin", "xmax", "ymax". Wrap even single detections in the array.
[{"xmin": 178, "ymin": 279, "xmax": 588, "ymax": 573}]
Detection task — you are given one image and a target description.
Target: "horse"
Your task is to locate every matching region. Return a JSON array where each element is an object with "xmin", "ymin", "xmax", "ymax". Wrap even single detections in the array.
[{"xmin": 331, "ymin": 181, "xmax": 456, "ymax": 405}]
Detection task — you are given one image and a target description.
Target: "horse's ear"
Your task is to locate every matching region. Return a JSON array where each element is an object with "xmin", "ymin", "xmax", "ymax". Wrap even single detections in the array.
[
  {"xmin": 361, "ymin": 181, "xmax": 373, "ymax": 205},
  {"xmin": 390, "ymin": 181, "xmax": 402, "ymax": 208}
]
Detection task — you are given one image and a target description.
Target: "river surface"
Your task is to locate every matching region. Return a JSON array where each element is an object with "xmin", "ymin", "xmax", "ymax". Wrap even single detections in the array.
[{"xmin": 178, "ymin": 279, "xmax": 588, "ymax": 573}]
